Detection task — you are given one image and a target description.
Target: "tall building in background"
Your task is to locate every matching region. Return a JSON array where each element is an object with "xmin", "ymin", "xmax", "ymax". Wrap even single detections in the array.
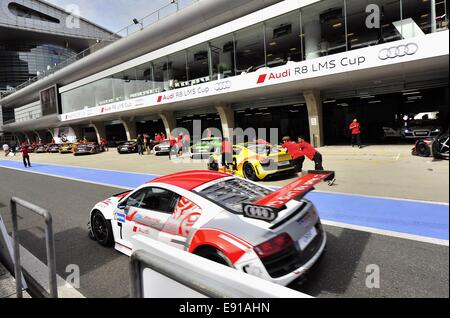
[{"xmin": 0, "ymin": 0, "xmax": 117, "ymax": 132}]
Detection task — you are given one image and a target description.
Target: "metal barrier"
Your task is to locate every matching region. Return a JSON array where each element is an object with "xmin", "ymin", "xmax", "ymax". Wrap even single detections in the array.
[
  {"xmin": 10, "ymin": 197, "xmax": 57, "ymax": 298},
  {"xmin": 129, "ymin": 235, "xmax": 311, "ymax": 298}
]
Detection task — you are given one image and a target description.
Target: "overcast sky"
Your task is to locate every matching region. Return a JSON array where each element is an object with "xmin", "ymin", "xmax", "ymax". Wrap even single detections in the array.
[{"xmin": 46, "ymin": 0, "xmax": 180, "ymax": 32}]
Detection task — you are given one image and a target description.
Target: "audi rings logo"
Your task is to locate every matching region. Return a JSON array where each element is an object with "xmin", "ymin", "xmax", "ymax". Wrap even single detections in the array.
[
  {"xmin": 242, "ymin": 203, "xmax": 279, "ymax": 222},
  {"xmin": 378, "ymin": 43, "xmax": 418, "ymax": 60},
  {"xmin": 214, "ymin": 81, "xmax": 232, "ymax": 91}
]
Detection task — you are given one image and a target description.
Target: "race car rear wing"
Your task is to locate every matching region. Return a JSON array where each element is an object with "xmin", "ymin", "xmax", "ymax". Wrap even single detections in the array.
[{"xmin": 242, "ymin": 171, "xmax": 335, "ymax": 222}]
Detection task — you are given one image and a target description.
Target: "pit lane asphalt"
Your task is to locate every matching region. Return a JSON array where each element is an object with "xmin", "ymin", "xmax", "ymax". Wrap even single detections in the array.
[{"xmin": 0, "ymin": 167, "xmax": 448, "ymax": 298}]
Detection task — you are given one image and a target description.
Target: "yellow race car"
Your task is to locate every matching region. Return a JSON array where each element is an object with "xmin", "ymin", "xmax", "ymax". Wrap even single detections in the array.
[
  {"xmin": 59, "ymin": 143, "xmax": 74, "ymax": 154},
  {"xmin": 207, "ymin": 142, "xmax": 295, "ymax": 181}
]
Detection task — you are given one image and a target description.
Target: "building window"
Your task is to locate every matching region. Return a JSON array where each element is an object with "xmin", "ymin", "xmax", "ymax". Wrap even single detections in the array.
[
  {"xmin": 210, "ymin": 34, "xmax": 236, "ymax": 80},
  {"xmin": 8, "ymin": 3, "xmax": 60, "ymax": 24},
  {"xmin": 265, "ymin": 11, "xmax": 302, "ymax": 66},
  {"xmin": 301, "ymin": 0, "xmax": 347, "ymax": 59},
  {"xmin": 235, "ymin": 23, "xmax": 266, "ymax": 74}
]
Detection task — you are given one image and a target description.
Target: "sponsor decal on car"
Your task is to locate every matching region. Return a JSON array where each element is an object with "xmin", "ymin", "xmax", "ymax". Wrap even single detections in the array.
[
  {"xmin": 241, "ymin": 203, "xmax": 280, "ymax": 222},
  {"xmin": 114, "ymin": 212, "xmax": 126, "ymax": 223}
]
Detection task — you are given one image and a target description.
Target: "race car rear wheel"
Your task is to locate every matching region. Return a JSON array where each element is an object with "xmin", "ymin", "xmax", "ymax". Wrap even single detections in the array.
[
  {"xmin": 243, "ymin": 162, "xmax": 258, "ymax": 181},
  {"xmin": 91, "ymin": 211, "xmax": 114, "ymax": 247},
  {"xmin": 195, "ymin": 247, "xmax": 233, "ymax": 267}
]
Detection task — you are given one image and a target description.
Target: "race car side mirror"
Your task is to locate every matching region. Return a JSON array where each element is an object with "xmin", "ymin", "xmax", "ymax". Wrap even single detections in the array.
[{"xmin": 117, "ymin": 201, "xmax": 127, "ymax": 210}]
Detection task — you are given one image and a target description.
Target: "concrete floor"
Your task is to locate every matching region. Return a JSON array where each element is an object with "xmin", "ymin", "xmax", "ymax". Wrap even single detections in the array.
[{"xmin": 2, "ymin": 145, "xmax": 448, "ymax": 203}]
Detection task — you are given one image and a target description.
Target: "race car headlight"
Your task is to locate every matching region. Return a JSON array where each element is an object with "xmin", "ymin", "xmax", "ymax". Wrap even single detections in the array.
[
  {"xmin": 254, "ymin": 233, "xmax": 294, "ymax": 259},
  {"xmin": 259, "ymin": 158, "xmax": 271, "ymax": 166}
]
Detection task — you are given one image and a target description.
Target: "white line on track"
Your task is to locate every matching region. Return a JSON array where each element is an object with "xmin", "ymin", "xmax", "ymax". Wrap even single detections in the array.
[
  {"xmin": 1, "ymin": 164, "xmax": 448, "ymax": 246},
  {"xmin": 322, "ymin": 220, "xmax": 449, "ymax": 246}
]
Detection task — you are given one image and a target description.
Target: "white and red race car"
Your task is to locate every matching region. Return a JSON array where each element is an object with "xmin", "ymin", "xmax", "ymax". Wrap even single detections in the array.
[{"xmin": 88, "ymin": 170, "xmax": 334, "ymax": 286}]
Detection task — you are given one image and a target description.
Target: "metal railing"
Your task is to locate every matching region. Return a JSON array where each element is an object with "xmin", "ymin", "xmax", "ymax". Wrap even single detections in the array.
[
  {"xmin": 10, "ymin": 197, "xmax": 57, "ymax": 298},
  {"xmin": 3, "ymin": 0, "xmax": 199, "ymax": 98},
  {"xmin": 129, "ymin": 236, "xmax": 311, "ymax": 298}
]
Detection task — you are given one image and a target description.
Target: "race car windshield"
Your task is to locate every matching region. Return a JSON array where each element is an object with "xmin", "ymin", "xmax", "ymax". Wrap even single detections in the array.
[{"xmin": 198, "ymin": 178, "xmax": 273, "ymax": 214}]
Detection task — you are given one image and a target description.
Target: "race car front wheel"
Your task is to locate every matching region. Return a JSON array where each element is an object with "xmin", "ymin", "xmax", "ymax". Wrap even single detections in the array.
[
  {"xmin": 195, "ymin": 247, "xmax": 233, "ymax": 267},
  {"xmin": 91, "ymin": 211, "xmax": 114, "ymax": 247}
]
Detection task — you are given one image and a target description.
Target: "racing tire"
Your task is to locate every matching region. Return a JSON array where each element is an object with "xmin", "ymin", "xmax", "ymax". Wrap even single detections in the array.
[
  {"xmin": 195, "ymin": 247, "xmax": 233, "ymax": 267},
  {"xmin": 243, "ymin": 162, "xmax": 258, "ymax": 181},
  {"xmin": 432, "ymin": 134, "xmax": 449, "ymax": 160},
  {"xmin": 415, "ymin": 141, "xmax": 431, "ymax": 157},
  {"xmin": 91, "ymin": 211, "xmax": 114, "ymax": 247},
  {"xmin": 208, "ymin": 158, "xmax": 219, "ymax": 171}
]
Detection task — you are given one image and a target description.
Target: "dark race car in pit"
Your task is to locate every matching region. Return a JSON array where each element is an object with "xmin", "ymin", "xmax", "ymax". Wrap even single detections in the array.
[
  {"xmin": 117, "ymin": 140, "xmax": 138, "ymax": 154},
  {"xmin": 73, "ymin": 142, "xmax": 102, "ymax": 156},
  {"xmin": 88, "ymin": 170, "xmax": 334, "ymax": 286},
  {"xmin": 412, "ymin": 131, "xmax": 449, "ymax": 160}
]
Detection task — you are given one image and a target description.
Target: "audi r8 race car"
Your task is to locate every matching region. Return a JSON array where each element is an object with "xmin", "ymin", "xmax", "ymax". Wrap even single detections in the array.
[
  {"xmin": 207, "ymin": 143, "xmax": 295, "ymax": 181},
  {"xmin": 73, "ymin": 142, "xmax": 101, "ymax": 156},
  {"xmin": 412, "ymin": 131, "xmax": 449, "ymax": 160},
  {"xmin": 35, "ymin": 144, "xmax": 48, "ymax": 153},
  {"xmin": 59, "ymin": 143, "xmax": 74, "ymax": 154},
  {"xmin": 190, "ymin": 137, "xmax": 222, "ymax": 159},
  {"xmin": 153, "ymin": 139, "xmax": 171, "ymax": 155},
  {"xmin": 117, "ymin": 140, "xmax": 138, "ymax": 154},
  {"xmin": 88, "ymin": 170, "xmax": 334, "ymax": 286},
  {"xmin": 47, "ymin": 144, "xmax": 61, "ymax": 153}
]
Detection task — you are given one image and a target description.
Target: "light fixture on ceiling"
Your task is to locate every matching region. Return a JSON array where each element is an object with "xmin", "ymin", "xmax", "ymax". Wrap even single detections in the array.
[
  {"xmin": 368, "ymin": 100, "xmax": 382, "ymax": 104},
  {"xmin": 347, "ymin": 33, "xmax": 355, "ymax": 37},
  {"xmin": 323, "ymin": 100, "xmax": 336, "ymax": 104},
  {"xmin": 360, "ymin": 95, "xmax": 375, "ymax": 99},
  {"xmin": 351, "ymin": 38, "xmax": 359, "ymax": 42},
  {"xmin": 403, "ymin": 91, "xmax": 421, "ymax": 95},
  {"xmin": 269, "ymin": 42, "xmax": 277, "ymax": 46},
  {"xmin": 290, "ymin": 47, "xmax": 297, "ymax": 51},
  {"xmin": 333, "ymin": 22, "xmax": 343, "ymax": 28}
]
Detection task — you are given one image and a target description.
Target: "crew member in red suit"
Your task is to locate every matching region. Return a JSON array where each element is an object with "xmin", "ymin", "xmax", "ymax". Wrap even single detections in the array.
[
  {"xmin": 282, "ymin": 137, "xmax": 304, "ymax": 177},
  {"xmin": 297, "ymin": 136, "xmax": 324, "ymax": 171},
  {"xmin": 21, "ymin": 142, "xmax": 31, "ymax": 168},
  {"xmin": 349, "ymin": 118, "xmax": 362, "ymax": 148}
]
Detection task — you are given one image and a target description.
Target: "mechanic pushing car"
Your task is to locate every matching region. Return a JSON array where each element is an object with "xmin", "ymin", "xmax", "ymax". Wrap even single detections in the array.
[
  {"xmin": 221, "ymin": 137, "xmax": 234, "ymax": 171},
  {"xmin": 282, "ymin": 137, "xmax": 305, "ymax": 177},
  {"xmin": 296, "ymin": 137, "xmax": 335, "ymax": 186}
]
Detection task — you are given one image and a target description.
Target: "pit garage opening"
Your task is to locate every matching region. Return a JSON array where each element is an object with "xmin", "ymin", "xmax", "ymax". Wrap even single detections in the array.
[
  {"xmin": 234, "ymin": 101, "xmax": 310, "ymax": 144},
  {"xmin": 176, "ymin": 112, "xmax": 222, "ymax": 138},
  {"xmin": 105, "ymin": 122, "xmax": 128, "ymax": 146},
  {"xmin": 322, "ymin": 86, "xmax": 449, "ymax": 145},
  {"xmin": 136, "ymin": 119, "xmax": 165, "ymax": 139}
]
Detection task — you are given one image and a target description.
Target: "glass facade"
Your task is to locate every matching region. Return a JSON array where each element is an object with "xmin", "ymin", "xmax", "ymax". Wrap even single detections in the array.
[
  {"xmin": 61, "ymin": 0, "xmax": 449, "ymax": 114},
  {"xmin": 0, "ymin": 42, "xmax": 77, "ymax": 91}
]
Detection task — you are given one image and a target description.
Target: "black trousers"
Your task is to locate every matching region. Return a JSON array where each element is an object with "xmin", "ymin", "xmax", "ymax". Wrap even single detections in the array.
[
  {"xmin": 23, "ymin": 155, "xmax": 31, "ymax": 167},
  {"xmin": 351, "ymin": 134, "xmax": 361, "ymax": 147},
  {"xmin": 313, "ymin": 152, "xmax": 324, "ymax": 171},
  {"xmin": 293, "ymin": 157, "xmax": 305, "ymax": 173}
]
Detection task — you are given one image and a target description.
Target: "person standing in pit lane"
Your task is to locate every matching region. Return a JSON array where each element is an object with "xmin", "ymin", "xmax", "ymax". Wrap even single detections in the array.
[
  {"xmin": 349, "ymin": 118, "xmax": 362, "ymax": 148},
  {"xmin": 21, "ymin": 142, "xmax": 31, "ymax": 168},
  {"xmin": 169, "ymin": 136, "xmax": 177, "ymax": 160},
  {"xmin": 136, "ymin": 134, "xmax": 145, "ymax": 156}
]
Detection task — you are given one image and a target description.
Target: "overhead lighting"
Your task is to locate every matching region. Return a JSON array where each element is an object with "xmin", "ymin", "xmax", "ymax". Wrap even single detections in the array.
[
  {"xmin": 360, "ymin": 95, "xmax": 375, "ymax": 99},
  {"xmin": 259, "ymin": 108, "xmax": 268, "ymax": 110},
  {"xmin": 244, "ymin": 49, "xmax": 252, "ymax": 53},
  {"xmin": 267, "ymin": 54, "xmax": 273, "ymax": 57},
  {"xmin": 368, "ymin": 100, "xmax": 382, "ymax": 104},
  {"xmin": 333, "ymin": 22, "xmax": 343, "ymax": 28},
  {"xmin": 347, "ymin": 33, "xmax": 355, "ymax": 37},
  {"xmin": 421, "ymin": 13, "xmax": 429, "ymax": 18},
  {"xmin": 237, "ymin": 110, "xmax": 245, "ymax": 113},
  {"xmin": 403, "ymin": 91, "xmax": 421, "ymax": 95},
  {"xmin": 289, "ymin": 110, "xmax": 300, "ymax": 113},
  {"xmin": 405, "ymin": 100, "xmax": 416, "ymax": 103},
  {"xmin": 408, "ymin": 96, "xmax": 423, "ymax": 100},
  {"xmin": 351, "ymin": 38, "xmax": 359, "ymax": 42},
  {"xmin": 382, "ymin": 23, "xmax": 390, "ymax": 28},
  {"xmin": 269, "ymin": 42, "xmax": 277, "ymax": 46},
  {"xmin": 323, "ymin": 100, "xmax": 336, "ymax": 104},
  {"xmin": 290, "ymin": 47, "xmax": 297, "ymax": 51},
  {"xmin": 339, "ymin": 103, "xmax": 349, "ymax": 107},
  {"xmin": 292, "ymin": 103, "xmax": 304, "ymax": 107}
]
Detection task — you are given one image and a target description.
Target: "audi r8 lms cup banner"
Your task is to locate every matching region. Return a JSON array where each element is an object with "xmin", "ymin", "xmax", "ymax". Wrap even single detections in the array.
[{"xmin": 58, "ymin": 31, "xmax": 449, "ymax": 122}]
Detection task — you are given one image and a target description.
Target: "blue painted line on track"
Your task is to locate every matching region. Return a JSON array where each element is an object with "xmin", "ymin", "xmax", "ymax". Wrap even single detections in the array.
[{"xmin": 1, "ymin": 160, "xmax": 448, "ymax": 240}]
